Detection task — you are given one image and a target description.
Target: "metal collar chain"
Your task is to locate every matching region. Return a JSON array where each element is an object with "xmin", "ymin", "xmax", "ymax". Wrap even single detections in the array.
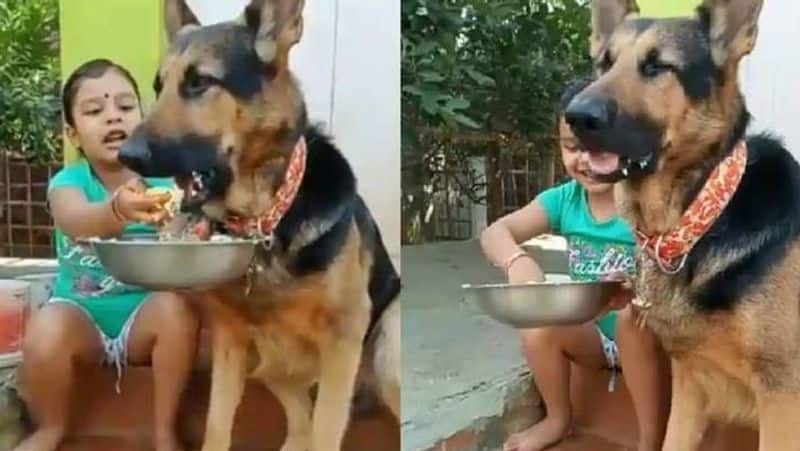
[
  {"xmin": 243, "ymin": 234, "xmax": 275, "ymax": 297},
  {"xmin": 256, "ymin": 220, "xmax": 275, "ymax": 252},
  {"xmin": 245, "ymin": 261, "xmax": 256, "ymax": 296}
]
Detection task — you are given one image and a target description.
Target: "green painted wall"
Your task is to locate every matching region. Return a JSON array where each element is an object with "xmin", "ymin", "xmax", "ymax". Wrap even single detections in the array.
[
  {"xmin": 59, "ymin": 0, "xmax": 165, "ymax": 163},
  {"xmin": 637, "ymin": 0, "xmax": 699, "ymax": 18}
]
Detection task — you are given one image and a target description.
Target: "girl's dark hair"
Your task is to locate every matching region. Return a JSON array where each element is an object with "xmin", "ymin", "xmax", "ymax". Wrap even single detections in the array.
[{"xmin": 62, "ymin": 58, "xmax": 141, "ymax": 127}]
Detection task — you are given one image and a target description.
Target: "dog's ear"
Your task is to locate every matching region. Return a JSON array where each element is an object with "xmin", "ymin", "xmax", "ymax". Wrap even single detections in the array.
[
  {"xmin": 698, "ymin": 0, "xmax": 764, "ymax": 67},
  {"xmin": 164, "ymin": 0, "xmax": 200, "ymax": 43},
  {"xmin": 590, "ymin": 0, "xmax": 640, "ymax": 61},
  {"xmin": 240, "ymin": 0, "xmax": 305, "ymax": 67}
]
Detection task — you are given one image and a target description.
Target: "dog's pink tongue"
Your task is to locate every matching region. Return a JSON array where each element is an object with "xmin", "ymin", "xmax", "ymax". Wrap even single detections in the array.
[{"xmin": 587, "ymin": 152, "xmax": 620, "ymax": 175}]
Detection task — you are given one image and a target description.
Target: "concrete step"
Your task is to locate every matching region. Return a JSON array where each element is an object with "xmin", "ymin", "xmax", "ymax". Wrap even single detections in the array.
[
  {"xmin": 428, "ymin": 365, "xmax": 758, "ymax": 451},
  {"xmin": 60, "ymin": 365, "xmax": 398, "ymax": 451}
]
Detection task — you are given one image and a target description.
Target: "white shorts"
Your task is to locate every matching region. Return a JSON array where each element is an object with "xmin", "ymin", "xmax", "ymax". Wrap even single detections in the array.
[{"xmin": 597, "ymin": 326, "xmax": 620, "ymax": 392}]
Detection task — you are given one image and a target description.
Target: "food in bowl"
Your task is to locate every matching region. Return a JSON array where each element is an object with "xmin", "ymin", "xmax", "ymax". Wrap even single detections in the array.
[{"xmin": 156, "ymin": 213, "xmax": 213, "ymax": 241}]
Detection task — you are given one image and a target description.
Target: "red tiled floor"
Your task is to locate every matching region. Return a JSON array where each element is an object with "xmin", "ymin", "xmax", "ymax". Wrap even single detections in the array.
[{"xmin": 549, "ymin": 433, "xmax": 628, "ymax": 451}]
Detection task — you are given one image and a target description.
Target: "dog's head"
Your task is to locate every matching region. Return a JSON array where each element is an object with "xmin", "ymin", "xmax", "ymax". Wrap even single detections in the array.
[
  {"xmin": 118, "ymin": 0, "xmax": 307, "ymax": 218},
  {"xmin": 565, "ymin": 0, "xmax": 763, "ymax": 183}
]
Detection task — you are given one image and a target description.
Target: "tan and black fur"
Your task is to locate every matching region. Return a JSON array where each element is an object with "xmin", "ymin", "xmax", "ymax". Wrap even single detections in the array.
[
  {"xmin": 117, "ymin": 1, "xmax": 400, "ymax": 450},
  {"xmin": 566, "ymin": 0, "xmax": 800, "ymax": 449}
]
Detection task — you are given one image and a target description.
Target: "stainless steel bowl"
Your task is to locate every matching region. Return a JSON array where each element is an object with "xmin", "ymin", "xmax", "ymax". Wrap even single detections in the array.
[
  {"xmin": 462, "ymin": 279, "xmax": 621, "ymax": 328},
  {"xmin": 89, "ymin": 234, "xmax": 256, "ymax": 290}
]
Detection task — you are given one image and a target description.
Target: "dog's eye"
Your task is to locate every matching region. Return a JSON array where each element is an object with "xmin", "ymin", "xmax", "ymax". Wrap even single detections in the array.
[
  {"xmin": 187, "ymin": 75, "xmax": 215, "ymax": 96},
  {"xmin": 641, "ymin": 61, "xmax": 676, "ymax": 78},
  {"xmin": 641, "ymin": 61, "xmax": 663, "ymax": 78},
  {"xmin": 640, "ymin": 49, "xmax": 674, "ymax": 78},
  {"xmin": 182, "ymin": 68, "xmax": 218, "ymax": 97}
]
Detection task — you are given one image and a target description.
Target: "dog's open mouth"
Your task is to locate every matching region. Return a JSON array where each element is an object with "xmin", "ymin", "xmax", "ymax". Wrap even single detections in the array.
[
  {"xmin": 586, "ymin": 150, "xmax": 654, "ymax": 182},
  {"xmin": 159, "ymin": 171, "xmax": 217, "ymax": 241},
  {"xmin": 587, "ymin": 151, "xmax": 621, "ymax": 176},
  {"xmin": 175, "ymin": 170, "xmax": 214, "ymax": 210}
]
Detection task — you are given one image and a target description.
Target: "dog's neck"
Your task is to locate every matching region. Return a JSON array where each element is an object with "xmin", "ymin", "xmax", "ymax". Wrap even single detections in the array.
[
  {"xmin": 250, "ymin": 107, "xmax": 309, "ymax": 198},
  {"xmin": 618, "ymin": 104, "xmax": 750, "ymax": 236},
  {"xmin": 261, "ymin": 156, "xmax": 293, "ymax": 196},
  {"xmin": 253, "ymin": 131, "xmax": 307, "ymax": 216}
]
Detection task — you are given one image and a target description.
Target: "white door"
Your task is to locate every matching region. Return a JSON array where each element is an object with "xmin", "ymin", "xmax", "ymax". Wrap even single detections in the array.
[{"xmin": 740, "ymin": 0, "xmax": 800, "ymax": 160}]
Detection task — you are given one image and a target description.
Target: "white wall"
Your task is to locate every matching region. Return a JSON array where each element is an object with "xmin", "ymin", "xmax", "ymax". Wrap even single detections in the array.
[
  {"xmin": 328, "ymin": 0, "xmax": 400, "ymax": 269},
  {"xmin": 186, "ymin": 0, "xmax": 401, "ymax": 269},
  {"xmin": 739, "ymin": 0, "xmax": 800, "ymax": 160}
]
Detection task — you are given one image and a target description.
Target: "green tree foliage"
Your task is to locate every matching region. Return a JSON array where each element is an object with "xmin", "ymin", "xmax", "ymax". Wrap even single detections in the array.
[
  {"xmin": 402, "ymin": 0, "xmax": 591, "ymax": 243},
  {"xmin": 0, "ymin": 0, "xmax": 60, "ymax": 164}
]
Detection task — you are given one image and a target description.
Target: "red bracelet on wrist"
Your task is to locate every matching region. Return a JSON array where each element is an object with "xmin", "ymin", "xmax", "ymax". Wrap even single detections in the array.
[
  {"xmin": 110, "ymin": 188, "xmax": 128, "ymax": 224},
  {"xmin": 498, "ymin": 250, "xmax": 530, "ymax": 272}
]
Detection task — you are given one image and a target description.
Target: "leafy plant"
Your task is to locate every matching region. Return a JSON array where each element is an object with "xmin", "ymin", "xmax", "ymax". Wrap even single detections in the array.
[
  {"xmin": 0, "ymin": 0, "xmax": 61, "ymax": 164},
  {"xmin": 402, "ymin": 0, "xmax": 592, "ymax": 243}
]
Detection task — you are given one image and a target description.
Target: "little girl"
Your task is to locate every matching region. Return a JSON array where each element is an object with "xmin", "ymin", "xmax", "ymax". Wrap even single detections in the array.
[
  {"xmin": 481, "ymin": 79, "xmax": 670, "ymax": 451},
  {"xmin": 14, "ymin": 59, "xmax": 199, "ymax": 451}
]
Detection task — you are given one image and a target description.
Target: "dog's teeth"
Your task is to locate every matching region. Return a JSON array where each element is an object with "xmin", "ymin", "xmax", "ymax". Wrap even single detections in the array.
[
  {"xmin": 639, "ymin": 159, "xmax": 648, "ymax": 168},
  {"xmin": 622, "ymin": 167, "xmax": 629, "ymax": 177},
  {"xmin": 191, "ymin": 172, "xmax": 205, "ymax": 192}
]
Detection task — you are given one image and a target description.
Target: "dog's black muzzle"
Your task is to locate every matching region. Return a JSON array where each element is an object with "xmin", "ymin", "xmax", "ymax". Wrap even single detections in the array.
[
  {"xmin": 118, "ymin": 126, "xmax": 232, "ymax": 211},
  {"xmin": 564, "ymin": 94, "xmax": 663, "ymax": 182}
]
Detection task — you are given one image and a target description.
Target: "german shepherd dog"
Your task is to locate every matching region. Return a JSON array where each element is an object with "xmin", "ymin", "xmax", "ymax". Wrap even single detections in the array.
[
  {"xmin": 566, "ymin": 0, "xmax": 800, "ymax": 449},
  {"xmin": 117, "ymin": 0, "xmax": 401, "ymax": 450}
]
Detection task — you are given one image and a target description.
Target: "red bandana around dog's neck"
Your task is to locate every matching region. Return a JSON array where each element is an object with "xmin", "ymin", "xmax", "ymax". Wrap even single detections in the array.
[
  {"xmin": 224, "ymin": 136, "xmax": 307, "ymax": 243},
  {"xmin": 635, "ymin": 140, "xmax": 748, "ymax": 273}
]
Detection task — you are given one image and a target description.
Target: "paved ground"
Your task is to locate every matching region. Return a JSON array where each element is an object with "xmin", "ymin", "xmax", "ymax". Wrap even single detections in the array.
[{"xmin": 401, "ymin": 239, "xmax": 541, "ymax": 451}]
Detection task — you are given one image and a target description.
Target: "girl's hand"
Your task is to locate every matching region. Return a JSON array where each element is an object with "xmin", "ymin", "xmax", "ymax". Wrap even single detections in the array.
[
  {"xmin": 506, "ymin": 256, "xmax": 546, "ymax": 285},
  {"xmin": 602, "ymin": 272, "xmax": 635, "ymax": 310},
  {"xmin": 607, "ymin": 285, "xmax": 634, "ymax": 310},
  {"xmin": 113, "ymin": 178, "xmax": 171, "ymax": 224}
]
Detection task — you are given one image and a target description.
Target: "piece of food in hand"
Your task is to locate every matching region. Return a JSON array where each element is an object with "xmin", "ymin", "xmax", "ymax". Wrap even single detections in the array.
[
  {"xmin": 145, "ymin": 186, "xmax": 183, "ymax": 223},
  {"xmin": 143, "ymin": 186, "xmax": 215, "ymax": 241}
]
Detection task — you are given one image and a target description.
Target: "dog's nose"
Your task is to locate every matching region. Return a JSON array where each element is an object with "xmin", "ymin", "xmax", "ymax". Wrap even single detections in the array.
[
  {"xmin": 564, "ymin": 96, "xmax": 617, "ymax": 132},
  {"xmin": 117, "ymin": 127, "xmax": 152, "ymax": 175}
]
